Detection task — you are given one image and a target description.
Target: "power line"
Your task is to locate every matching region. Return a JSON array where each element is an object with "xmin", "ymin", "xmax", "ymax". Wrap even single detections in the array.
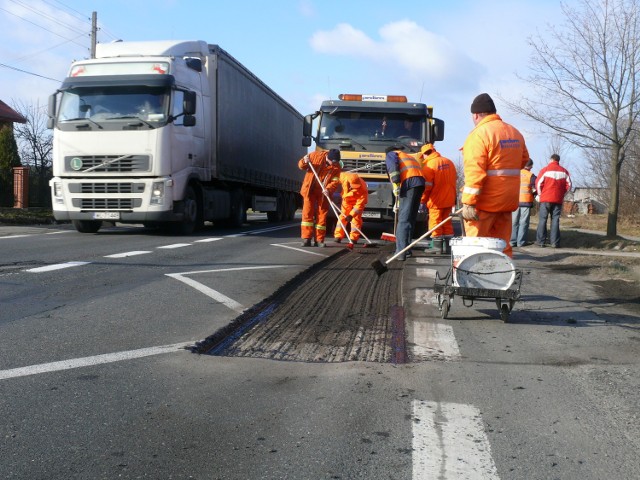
[
  {"xmin": 0, "ymin": 62, "xmax": 61, "ymax": 83},
  {"xmin": 7, "ymin": 0, "xmax": 87, "ymax": 34},
  {"xmin": 12, "ymin": 34, "xmax": 88, "ymax": 63}
]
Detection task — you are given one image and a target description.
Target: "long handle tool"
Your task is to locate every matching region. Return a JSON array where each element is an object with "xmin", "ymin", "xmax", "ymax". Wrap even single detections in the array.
[
  {"xmin": 381, "ymin": 197, "xmax": 399, "ymax": 242},
  {"xmin": 371, "ymin": 208, "xmax": 462, "ymax": 276},
  {"xmin": 305, "ymin": 158, "xmax": 353, "ymax": 248}
]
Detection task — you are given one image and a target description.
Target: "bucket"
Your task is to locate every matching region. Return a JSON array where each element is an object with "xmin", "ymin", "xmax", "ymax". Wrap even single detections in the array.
[{"xmin": 450, "ymin": 237, "xmax": 514, "ymax": 290}]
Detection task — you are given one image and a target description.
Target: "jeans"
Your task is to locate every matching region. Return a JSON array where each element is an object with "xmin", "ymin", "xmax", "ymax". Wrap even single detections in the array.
[
  {"xmin": 536, "ymin": 202, "xmax": 562, "ymax": 247},
  {"xmin": 510, "ymin": 206, "xmax": 532, "ymax": 246},
  {"xmin": 396, "ymin": 185, "xmax": 425, "ymax": 256}
]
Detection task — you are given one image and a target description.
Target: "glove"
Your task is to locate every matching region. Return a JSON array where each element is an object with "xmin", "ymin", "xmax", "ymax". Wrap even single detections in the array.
[
  {"xmin": 344, "ymin": 214, "xmax": 353, "ymax": 223},
  {"xmin": 462, "ymin": 204, "xmax": 479, "ymax": 221},
  {"xmin": 392, "ymin": 183, "xmax": 401, "ymax": 198},
  {"xmin": 302, "ymin": 155, "xmax": 309, "ymax": 165},
  {"xmin": 418, "ymin": 203, "xmax": 427, "ymax": 214}
]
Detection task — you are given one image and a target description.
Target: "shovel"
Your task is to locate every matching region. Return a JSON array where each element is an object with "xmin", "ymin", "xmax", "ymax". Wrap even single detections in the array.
[{"xmin": 371, "ymin": 208, "xmax": 462, "ymax": 276}]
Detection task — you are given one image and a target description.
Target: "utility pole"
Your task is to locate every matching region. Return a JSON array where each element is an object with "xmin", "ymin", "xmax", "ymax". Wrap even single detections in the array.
[{"xmin": 90, "ymin": 11, "xmax": 97, "ymax": 59}]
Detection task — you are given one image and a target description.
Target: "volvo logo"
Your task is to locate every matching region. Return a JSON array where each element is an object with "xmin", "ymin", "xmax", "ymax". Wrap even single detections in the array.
[{"xmin": 70, "ymin": 157, "xmax": 83, "ymax": 170}]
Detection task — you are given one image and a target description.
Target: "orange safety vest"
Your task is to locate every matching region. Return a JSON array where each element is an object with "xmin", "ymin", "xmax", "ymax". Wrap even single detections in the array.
[
  {"xmin": 396, "ymin": 151, "xmax": 423, "ymax": 183},
  {"xmin": 519, "ymin": 169, "xmax": 535, "ymax": 205}
]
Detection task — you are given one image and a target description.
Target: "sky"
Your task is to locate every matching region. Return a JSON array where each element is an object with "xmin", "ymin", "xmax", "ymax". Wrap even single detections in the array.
[{"xmin": 0, "ymin": 0, "xmax": 584, "ymax": 182}]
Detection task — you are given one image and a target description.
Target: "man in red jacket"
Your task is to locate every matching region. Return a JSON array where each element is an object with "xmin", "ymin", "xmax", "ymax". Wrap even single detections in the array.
[{"xmin": 535, "ymin": 153, "xmax": 571, "ymax": 248}]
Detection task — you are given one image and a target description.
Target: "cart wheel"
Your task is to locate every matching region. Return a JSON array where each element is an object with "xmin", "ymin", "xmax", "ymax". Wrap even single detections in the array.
[
  {"xmin": 500, "ymin": 304, "xmax": 510, "ymax": 323},
  {"xmin": 441, "ymin": 299, "xmax": 450, "ymax": 319}
]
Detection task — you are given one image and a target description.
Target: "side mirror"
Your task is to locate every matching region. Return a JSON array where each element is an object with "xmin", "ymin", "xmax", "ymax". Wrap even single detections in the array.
[
  {"xmin": 183, "ymin": 91, "xmax": 196, "ymax": 115},
  {"xmin": 185, "ymin": 57, "xmax": 202, "ymax": 72},
  {"xmin": 183, "ymin": 115, "xmax": 196, "ymax": 127},
  {"xmin": 302, "ymin": 137, "xmax": 312, "ymax": 147},
  {"xmin": 430, "ymin": 118, "xmax": 445, "ymax": 142},
  {"xmin": 47, "ymin": 93, "xmax": 56, "ymax": 129},
  {"xmin": 302, "ymin": 114, "xmax": 313, "ymax": 137}
]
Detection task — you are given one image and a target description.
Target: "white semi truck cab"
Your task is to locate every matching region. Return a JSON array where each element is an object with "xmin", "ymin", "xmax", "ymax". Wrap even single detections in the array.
[
  {"xmin": 48, "ymin": 40, "xmax": 304, "ymax": 234},
  {"xmin": 302, "ymin": 94, "xmax": 444, "ymax": 229}
]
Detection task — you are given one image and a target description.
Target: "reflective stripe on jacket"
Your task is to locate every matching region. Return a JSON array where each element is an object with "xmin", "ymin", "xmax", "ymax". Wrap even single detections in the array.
[
  {"xmin": 461, "ymin": 114, "xmax": 529, "ymax": 212},
  {"xmin": 536, "ymin": 161, "xmax": 571, "ymax": 204},
  {"xmin": 386, "ymin": 151, "xmax": 423, "ymax": 185}
]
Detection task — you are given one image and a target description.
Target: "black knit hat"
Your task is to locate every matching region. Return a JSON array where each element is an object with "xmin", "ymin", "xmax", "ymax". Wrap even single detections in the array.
[
  {"xmin": 327, "ymin": 148, "xmax": 341, "ymax": 161},
  {"xmin": 470, "ymin": 93, "xmax": 496, "ymax": 114}
]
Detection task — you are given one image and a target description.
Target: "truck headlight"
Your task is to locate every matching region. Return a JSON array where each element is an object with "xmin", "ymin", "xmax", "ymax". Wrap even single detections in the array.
[
  {"xmin": 52, "ymin": 182, "xmax": 64, "ymax": 204},
  {"xmin": 150, "ymin": 181, "xmax": 165, "ymax": 205}
]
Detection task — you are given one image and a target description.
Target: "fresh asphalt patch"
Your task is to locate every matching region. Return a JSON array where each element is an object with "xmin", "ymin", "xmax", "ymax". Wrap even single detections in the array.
[{"xmin": 190, "ymin": 243, "xmax": 406, "ymax": 363}]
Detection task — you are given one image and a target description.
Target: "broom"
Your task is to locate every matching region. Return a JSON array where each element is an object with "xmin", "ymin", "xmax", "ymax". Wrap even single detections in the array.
[
  {"xmin": 371, "ymin": 208, "xmax": 463, "ymax": 276},
  {"xmin": 381, "ymin": 197, "xmax": 399, "ymax": 242},
  {"xmin": 305, "ymin": 158, "xmax": 354, "ymax": 249}
]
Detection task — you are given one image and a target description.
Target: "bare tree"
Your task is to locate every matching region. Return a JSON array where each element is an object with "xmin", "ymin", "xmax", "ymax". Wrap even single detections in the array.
[
  {"xmin": 505, "ymin": 0, "xmax": 640, "ymax": 237},
  {"xmin": 12, "ymin": 100, "xmax": 53, "ymax": 174}
]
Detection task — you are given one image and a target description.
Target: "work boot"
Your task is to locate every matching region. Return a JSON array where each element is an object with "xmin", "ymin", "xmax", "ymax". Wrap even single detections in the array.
[
  {"xmin": 432, "ymin": 239, "xmax": 443, "ymax": 254},
  {"xmin": 317, "ymin": 242, "xmax": 326, "ymax": 248},
  {"xmin": 301, "ymin": 238, "xmax": 311, "ymax": 247},
  {"xmin": 334, "ymin": 237, "xmax": 342, "ymax": 243}
]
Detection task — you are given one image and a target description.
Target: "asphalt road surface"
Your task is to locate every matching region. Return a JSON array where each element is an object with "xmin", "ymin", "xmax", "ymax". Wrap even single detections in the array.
[{"xmin": 0, "ymin": 219, "xmax": 638, "ymax": 479}]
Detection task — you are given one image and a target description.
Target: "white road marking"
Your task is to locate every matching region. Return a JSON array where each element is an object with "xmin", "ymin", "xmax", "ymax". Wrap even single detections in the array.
[
  {"xmin": 166, "ymin": 265, "xmax": 291, "ymax": 314},
  {"xmin": 416, "ymin": 267, "xmax": 437, "ymax": 279},
  {"xmin": 25, "ymin": 261, "xmax": 91, "ymax": 273},
  {"xmin": 104, "ymin": 251, "xmax": 152, "ymax": 258},
  {"xmin": 194, "ymin": 237, "xmax": 223, "ymax": 243},
  {"xmin": 157, "ymin": 243, "xmax": 192, "ymax": 249},
  {"xmin": 0, "ymin": 342, "xmax": 192, "ymax": 381},
  {"xmin": 416, "ymin": 257, "xmax": 435, "ymax": 264},
  {"xmin": 412, "ymin": 400, "xmax": 500, "ymax": 480},
  {"xmin": 411, "ymin": 321, "xmax": 460, "ymax": 360},
  {"xmin": 272, "ymin": 243, "xmax": 330, "ymax": 257},
  {"xmin": 415, "ymin": 288, "xmax": 438, "ymax": 305}
]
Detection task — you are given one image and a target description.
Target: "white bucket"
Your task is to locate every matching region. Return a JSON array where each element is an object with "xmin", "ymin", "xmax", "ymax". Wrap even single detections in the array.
[{"xmin": 450, "ymin": 237, "xmax": 515, "ymax": 290}]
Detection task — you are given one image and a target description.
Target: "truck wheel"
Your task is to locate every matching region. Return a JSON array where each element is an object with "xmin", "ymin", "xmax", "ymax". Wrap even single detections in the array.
[
  {"xmin": 286, "ymin": 193, "xmax": 297, "ymax": 220},
  {"xmin": 72, "ymin": 220, "xmax": 102, "ymax": 233},
  {"xmin": 173, "ymin": 185, "xmax": 200, "ymax": 235},
  {"xmin": 228, "ymin": 190, "xmax": 246, "ymax": 227}
]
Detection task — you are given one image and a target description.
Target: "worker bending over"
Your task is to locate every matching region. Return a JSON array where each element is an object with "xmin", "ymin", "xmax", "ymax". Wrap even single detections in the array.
[
  {"xmin": 419, "ymin": 143, "xmax": 458, "ymax": 254},
  {"xmin": 334, "ymin": 171, "xmax": 368, "ymax": 244},
  {"xmin": 298, "ymin": 149, "xmax": 342, "ymax": 247}
]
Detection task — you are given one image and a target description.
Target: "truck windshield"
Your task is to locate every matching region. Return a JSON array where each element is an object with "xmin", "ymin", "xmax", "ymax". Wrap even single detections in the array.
[
  {"xmin": 58, "ymin": 86, "xmax": 170, "ymax": 125},
  {"xmin": 319, "ymin": 112, "xmax": 425, "ymax": 148}
]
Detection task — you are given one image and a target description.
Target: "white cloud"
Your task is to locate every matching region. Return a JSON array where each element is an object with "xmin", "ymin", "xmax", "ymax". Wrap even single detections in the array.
[{"xmin": 309, "ymin": 20, "xmax": 483, "ymax": 90}]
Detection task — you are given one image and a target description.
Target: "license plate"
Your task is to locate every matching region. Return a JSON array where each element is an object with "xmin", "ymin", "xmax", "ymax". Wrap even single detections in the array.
[
  {"xmin": 93, "ymin": 212, "xmax": 120, "ymax": 220},
  {"xmin": 362, "ymin": 211, "xmax": 381, "ymax": 219}
]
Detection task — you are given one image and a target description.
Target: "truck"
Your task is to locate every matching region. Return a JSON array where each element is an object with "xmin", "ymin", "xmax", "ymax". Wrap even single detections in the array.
[
  {"xmin": 302, "ymin": 94, "xmax": 445, "ymax": 235},
  {"xmin": 47, "ymin": 40, "xmax": 306, "ymax": 234}
]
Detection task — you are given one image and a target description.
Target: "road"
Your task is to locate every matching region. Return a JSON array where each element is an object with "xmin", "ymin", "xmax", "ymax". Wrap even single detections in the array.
[{"xmin": 0, "ymin": 219, "xmax": 638, "ymax": 479}]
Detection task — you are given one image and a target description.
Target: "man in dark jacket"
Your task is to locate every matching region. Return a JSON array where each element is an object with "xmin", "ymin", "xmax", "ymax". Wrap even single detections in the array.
[{"xmin": 535, "ymin": 154, "xmax": 571, "ymax": 248}]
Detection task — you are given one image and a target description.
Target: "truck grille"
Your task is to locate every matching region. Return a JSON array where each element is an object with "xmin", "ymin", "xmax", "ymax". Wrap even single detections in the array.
[
  {"xmin": 341, "ymin": 159, "xmax": 387, "ymax": 175},
  {"xmin": 69, "ymin": 183, "xmax": 145, "ymax": 194},
  {"xmin": 72, "ymin": 198, "xmax": 142, "ymax": 209},
  {"xmin": 65, "ymin": 155, "xmax": 150, "ymax": 173}
]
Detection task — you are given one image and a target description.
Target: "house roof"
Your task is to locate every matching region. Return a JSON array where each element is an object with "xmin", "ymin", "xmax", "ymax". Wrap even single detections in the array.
[{"xmin": 0, "ymin": 99, "xmax": 26, "ymax": 123}]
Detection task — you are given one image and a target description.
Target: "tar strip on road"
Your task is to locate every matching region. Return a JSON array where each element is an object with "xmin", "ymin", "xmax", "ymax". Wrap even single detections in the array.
[{"xmin": 190, "ymin": 244, "xmax": 406, "ymax": 363}]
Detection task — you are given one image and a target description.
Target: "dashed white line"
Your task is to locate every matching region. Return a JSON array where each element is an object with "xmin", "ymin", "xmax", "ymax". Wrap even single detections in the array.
[
  {"xmin": 412, "ymin": 400, "xmax": 500, "ymax": 480},
  {"xmin": 157, "ymin": 243, "xmax": 192, "ymax": 249},
  {"xmin": 104, "ymin": 251, "xmax": 152, "ymax": 258},
  {"xmin": 272, "ymin": 243, "xmax": 330, "ymax": 257},
  {"xmin": 194, "ymin": 237, "xmax": 223, "ymax": 243},
  {"xmin": 0, "ymin": 342, "xmax": 192, "ymax": 381},
  {"xmin": 411, "ymin": 321, "xmax": 460, "ymax": 360},
  {"xmin": 25, "ymin": 261, "xmax": 91, "ymax": 273}
]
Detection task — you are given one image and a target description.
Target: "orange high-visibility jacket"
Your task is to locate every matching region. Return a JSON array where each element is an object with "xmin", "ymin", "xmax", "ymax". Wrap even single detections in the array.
[
  {"xmin": 420, "ymin": 151, "xmax": 457, "ymax": 209},
  {"xmin": 299, "ymin": 151, "xmax": 341, "ymax": 197},
  {"xmin": 387, "ymin": 151, "xmax": 423, "ymax": 185},
  {"xmin": 461, "ymin": 114, "xmax": 529, "ymax": 212},
  {"xmin": 339, "ymin": 171, "xmax": 368, "ymax": 215},
  {"xmin": 519, "ymin": 169, "xmax": 536, "ymax": 206}
]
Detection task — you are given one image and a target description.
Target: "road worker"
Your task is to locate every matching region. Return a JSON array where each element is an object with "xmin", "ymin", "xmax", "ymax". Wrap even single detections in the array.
[
  {"xmin": 385, "ymin": 146, "xmax": 425, "ymax": 260},
  {"xmin": 419, "ymin": 143, "xmax": 458, "ymax": 254},
  {"xmin": 510, "ymin": 158, "xmax": 537, "ymax": 247},
  {"xmin": 298, "ymin": 149, "xmax": 342, "ymax": 247},
  {"xmin": 333, "ymin": 171, "xmax": 368, "ymax": 244},
  {"xmin": 461, "ymin": 93, "xmax": 529, "ymax": 258}
]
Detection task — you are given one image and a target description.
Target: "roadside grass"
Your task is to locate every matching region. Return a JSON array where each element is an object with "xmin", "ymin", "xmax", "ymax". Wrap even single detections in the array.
[{"xmin": 0, "ymin": 207, "xmax": 57, "ymax": 225}]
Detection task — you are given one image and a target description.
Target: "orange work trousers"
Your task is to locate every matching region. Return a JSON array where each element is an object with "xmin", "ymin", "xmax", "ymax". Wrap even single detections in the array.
[
  {"xmin": 300, "ymin": 188, "xmax": 330, "ymax": 242},
  {"xmin": 333, "ymin": 200, "xmax": 363, "ymax": 242},
  {"xmin": 428, "ymin": 207, "xmax": 454, "ymax": 238},
  {"xmin": 463, "ymin": 209, "xmax": 514, "ymax": 258}
]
